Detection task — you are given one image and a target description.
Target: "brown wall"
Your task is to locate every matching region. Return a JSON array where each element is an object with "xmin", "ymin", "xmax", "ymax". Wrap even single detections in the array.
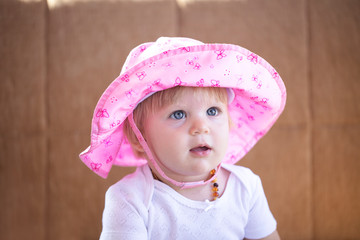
[{"xmin": 1, "ymin": 0, "xmax": 359, "ymax": 239}]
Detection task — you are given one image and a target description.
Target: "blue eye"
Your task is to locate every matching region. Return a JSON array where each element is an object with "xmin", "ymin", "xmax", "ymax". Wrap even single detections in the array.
[
  {"xmin": 207, "ymin": 107, "xmax": 218, "ymax": 116},
  {"xmin": 170, "ymin": 110, "xmax": 186, "ymax": 120}
]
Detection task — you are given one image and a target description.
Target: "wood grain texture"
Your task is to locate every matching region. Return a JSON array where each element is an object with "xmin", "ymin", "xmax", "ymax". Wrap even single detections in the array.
[
  {"xmin": 0, "ymin": 1, "xmax": 46, "ymax": 135},
  {"xmin": 313, "ymin": 126, "xmax": 360, "ymax": 239},
  {"xmin": 0, "ymin": 1, "xmax": 47, "ymax": 240},
  {"xmin": 0, "ymin": 135, "xmax": 47, "ymax": 240},
  {"xmin": 310, "ymin": 0, "xmax": 360, "ymax": 239},
  {"xmin": 310, "ymin": 0, "xmax": 360, "ymax": 125}
]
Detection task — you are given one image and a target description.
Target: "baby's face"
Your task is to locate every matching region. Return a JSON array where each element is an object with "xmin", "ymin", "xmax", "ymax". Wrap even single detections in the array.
[{"xmin": 143, "ymin": 88, "xmax": 230, "ymax": 182}]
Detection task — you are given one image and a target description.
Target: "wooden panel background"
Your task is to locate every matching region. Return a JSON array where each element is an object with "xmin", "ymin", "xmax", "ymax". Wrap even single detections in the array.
[{"xmin": 1, "ymin": 0, "xmax": 359, "ymax": 239}]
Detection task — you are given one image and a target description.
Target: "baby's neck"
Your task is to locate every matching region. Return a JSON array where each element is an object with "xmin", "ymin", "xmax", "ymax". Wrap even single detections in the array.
[{"xmin": 172, "ymin": 167, "xmax": 230, "ymax": 202}]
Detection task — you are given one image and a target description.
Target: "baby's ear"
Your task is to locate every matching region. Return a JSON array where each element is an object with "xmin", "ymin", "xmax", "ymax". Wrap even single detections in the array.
[
  {"xmin": 131, "ymin": 141, "xmax": 148, "ymax": 159},
  {"xmin": 132, "ymin": 141, "xmax": 145, "ymax": 154}
]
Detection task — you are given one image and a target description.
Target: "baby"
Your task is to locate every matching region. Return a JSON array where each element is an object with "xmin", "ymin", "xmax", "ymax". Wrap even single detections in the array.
[{"xmin": 80, "ymin": 37, "xmax": 286, "ymax": 239}]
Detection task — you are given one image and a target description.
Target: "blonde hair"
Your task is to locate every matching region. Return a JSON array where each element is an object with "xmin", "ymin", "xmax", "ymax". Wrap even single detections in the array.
[{"xmin": 123, "ymin": 86, "xmax": 229, "ymax": 158}]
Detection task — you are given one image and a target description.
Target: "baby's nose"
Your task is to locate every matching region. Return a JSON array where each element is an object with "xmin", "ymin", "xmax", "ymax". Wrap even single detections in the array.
[{"xmin": 189, "ymin": 118, "xmax": 210, "ymax": 135}]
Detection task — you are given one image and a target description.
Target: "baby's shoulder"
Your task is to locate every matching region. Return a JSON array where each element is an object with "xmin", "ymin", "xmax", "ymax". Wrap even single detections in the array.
[
  {"xmin": 105, "ymin": 165, "xmax": 153, "ymax": 208},
  {"xmin": 223, "ymin": 164, "xmax": 262, "ymax": 192}
]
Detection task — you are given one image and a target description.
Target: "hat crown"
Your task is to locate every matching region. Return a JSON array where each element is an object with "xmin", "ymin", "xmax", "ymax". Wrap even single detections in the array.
[{"xmin": 120, "ymin": 37, "xmax": 203, "ymax": 75}]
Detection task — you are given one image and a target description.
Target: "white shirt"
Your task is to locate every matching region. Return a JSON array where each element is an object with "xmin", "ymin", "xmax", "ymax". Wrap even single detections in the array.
[{"xmin": 100, "ymin": 164, "xmax": 276, "ymax": 239}]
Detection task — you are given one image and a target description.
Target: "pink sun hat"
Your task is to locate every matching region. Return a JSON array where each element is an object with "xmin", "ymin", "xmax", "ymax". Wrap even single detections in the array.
[{"xmin": 79, "ymin": 37, "xmax": 286, "ymax": 179}]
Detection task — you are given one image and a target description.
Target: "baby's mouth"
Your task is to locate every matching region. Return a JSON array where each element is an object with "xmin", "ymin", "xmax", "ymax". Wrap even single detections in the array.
[
  {"xmin": 191, "ymin": 146, "xmax": 210, "ymax": 152},
  {"xmin": 190, "ymin": 145, "xmax": 212, "ymax": 154}
]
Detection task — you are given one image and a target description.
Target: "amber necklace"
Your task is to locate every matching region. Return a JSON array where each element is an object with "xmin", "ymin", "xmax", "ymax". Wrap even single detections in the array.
[
  {"xmin": 151, "ymin": 168, "xmax": 220, "ymax": 201},
  {"xmin": 210, "ymin": 169, "xmax": 220, "ymax": 201}
]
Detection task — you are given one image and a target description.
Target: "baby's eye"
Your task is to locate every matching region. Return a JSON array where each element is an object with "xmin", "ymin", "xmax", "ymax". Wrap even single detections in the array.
[
  {"xmin": 170, "ymin": 110, "xmax": 186, "ymax": 120},
  {"xmin": 207, "ymin": 107, "xmax": 219, "ymax": 116}
]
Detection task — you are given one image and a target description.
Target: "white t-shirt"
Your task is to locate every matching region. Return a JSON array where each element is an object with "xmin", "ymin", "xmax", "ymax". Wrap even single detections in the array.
[{"xmin": 100, "ymin": 164, "xmax": 276, "ymax": 240}]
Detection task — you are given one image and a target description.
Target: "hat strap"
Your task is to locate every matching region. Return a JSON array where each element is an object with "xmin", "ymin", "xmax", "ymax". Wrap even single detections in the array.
[{"xmin": 128, "ymin": 113, "xmax": 221, "ymax": 189}]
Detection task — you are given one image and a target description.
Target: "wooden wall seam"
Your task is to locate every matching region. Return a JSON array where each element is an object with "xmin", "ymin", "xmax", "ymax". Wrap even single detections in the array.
[
  {"xmin": 306, "ymin": 0, "xmax": 315, "ymax": 239},
  {"xmin": 44, "ymin": 0, "xmax": 50, "ymax": 239}
]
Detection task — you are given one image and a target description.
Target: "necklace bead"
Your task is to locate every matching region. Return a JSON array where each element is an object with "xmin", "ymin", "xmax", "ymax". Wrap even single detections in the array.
[{"xmin": 210, "ymin": 169, "xmax": 219, "ymax": 201}]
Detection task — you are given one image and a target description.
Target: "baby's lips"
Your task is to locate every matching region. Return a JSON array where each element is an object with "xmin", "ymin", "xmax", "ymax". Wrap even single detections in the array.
[{"xmin": 190, "ymin": 145, "xmax": 211, "ymax": 152}]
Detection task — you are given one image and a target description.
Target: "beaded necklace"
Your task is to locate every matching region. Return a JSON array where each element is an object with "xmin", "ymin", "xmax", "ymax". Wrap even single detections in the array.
[
  {"xmin": 151, "ymin": 168, "xmax": 220, "ymax": 201},
  {"xmin": 210, "ymin": 169, "xmax": 220, "ymax": 201}
]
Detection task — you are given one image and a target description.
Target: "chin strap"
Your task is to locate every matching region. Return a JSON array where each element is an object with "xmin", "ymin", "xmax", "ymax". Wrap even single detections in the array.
[{"xmin": 128, "ymin": 113, "xmax": 221, "ymax": 189}]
